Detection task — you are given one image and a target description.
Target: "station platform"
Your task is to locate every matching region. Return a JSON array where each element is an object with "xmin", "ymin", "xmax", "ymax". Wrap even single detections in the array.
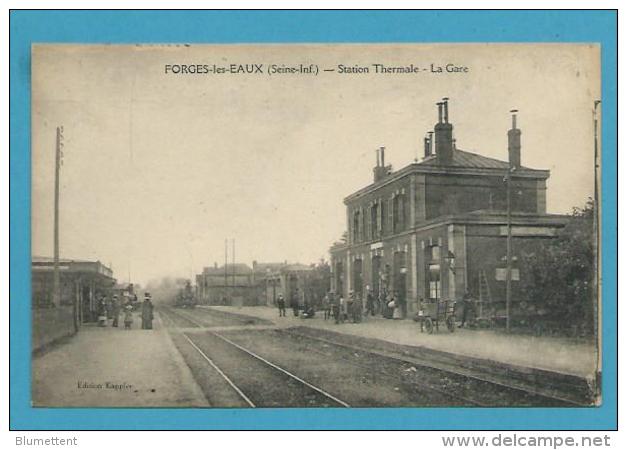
[
  {"xmin": 201, "ymin": 305, "xmax": 599, "ymax": 379},
  {"xmin": 31, "ymin": 312, "xmax": 208, "ymax": 407}
]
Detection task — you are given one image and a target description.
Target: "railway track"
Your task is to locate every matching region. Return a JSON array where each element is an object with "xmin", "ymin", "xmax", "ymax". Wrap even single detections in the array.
[
  {"xmin": 159, "ymin": 306, "xmax": 351, "ymax": 408},
  {"xmin": 283, "ymin": 328, "xmax": 589, "ymax": 407},
  {"xmin": 160, "ymin": 306, "xmax": 589, "ymax": 407},
  {"xmin": 163, "ymin": 307, "xmax": 485, "ymax": 406}
]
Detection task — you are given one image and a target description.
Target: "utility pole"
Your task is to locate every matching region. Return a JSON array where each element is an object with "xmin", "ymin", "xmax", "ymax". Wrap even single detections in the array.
[
  {"xmin": 231, "ymin": 238, "xmax": 235, "ymax": 291},
  {"xmin": 52, "ymin": 126, "xmax": 63, "ymax": 306},
  {"xmin": 593, "ymin": 100, "xmax": 601, "ymax": 362},
  {"xmin": 505, "ymin": 109, "xmax": 518, "ymax": 334},
  {"xmin": 224, "ymin": 238, "xmax": 228, "ymax": 303},
  {"xmin": 505, "ymin": 167, "xmax": 512, "ymax": 333}
]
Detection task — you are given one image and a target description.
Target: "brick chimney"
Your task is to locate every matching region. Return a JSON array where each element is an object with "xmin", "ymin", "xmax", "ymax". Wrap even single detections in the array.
[
  {"xmin": 423, "ymin": 132, "xmax": 434, "ymax": 158},
  {"xmin": 435, "ymin": 97, "xmax": 454, "ymax": 165},
  {"xmin": 508, "ymin": 109, "xmax": 521, "ymax": 169},
  {"xmin": 373, "ymin": 146, "xmax": 392, "ymax": 182}
]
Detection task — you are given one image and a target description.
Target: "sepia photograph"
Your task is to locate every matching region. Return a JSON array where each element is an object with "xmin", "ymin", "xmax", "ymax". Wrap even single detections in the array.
[{"xmin": 30, "ymin": 43, "xmax": 601, "ymax": 409}]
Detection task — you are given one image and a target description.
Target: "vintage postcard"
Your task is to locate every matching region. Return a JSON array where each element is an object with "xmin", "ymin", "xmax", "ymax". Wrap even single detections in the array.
[{"xmin": 30, "ymin": 43, "xmax": 601, "ymax": 409}]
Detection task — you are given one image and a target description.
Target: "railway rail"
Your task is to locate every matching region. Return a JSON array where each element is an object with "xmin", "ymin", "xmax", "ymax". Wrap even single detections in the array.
[
  {"xmin": 159, "ymin": 306, "xmax": 351, "ymax": 408},
  {"xmin": 159, "ymin": 306, "xmax": 590, "ymax": 408},
  {"xmin": 282, "ymin": 328, "xmax": 587, "ymax": 407}
]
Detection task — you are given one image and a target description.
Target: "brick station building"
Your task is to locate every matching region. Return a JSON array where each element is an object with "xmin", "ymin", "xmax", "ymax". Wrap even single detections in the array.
[{"xmin": 329, "ymin": 99, "xmax": 568, "ymax": 319}]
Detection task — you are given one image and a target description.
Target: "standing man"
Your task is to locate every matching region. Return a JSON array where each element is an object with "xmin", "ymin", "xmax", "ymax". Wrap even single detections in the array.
[
  {"xmin": 460, "ymin": 289, "xmax": 475, "ymax": 328},
  {"xmin": 277, "ymin": 294, "xmax": 286, "ymax": 317},
  {"xmin": 365, "ymin": 287, "xmax": 375, "ymax": 317},
  {"xmin": 331, "ymin": 293, "xmax": 340, "ymax": 323},
  {"xmin": 111, "ymin": 294, "xmax": 120, "ymax": 327},
  {"xmin": 291, "ymin": 288, "xmax": 300, "ymax": 317},
  {"xmin": 347, "ymin": 291, "xmax": 355, "ymax": 323},
  {"xmin": 337, "ymin": 294, "xmax": 347, "ymax": 324},
  {"xmin": 353, "ymin": 292, "xmax": 363, "ymax": 323},
  {"xmin": 322, "ymin": 292, "xmax": 331, "ymax": 320},
  {"xmin": 141, "ymin": 293, "xmax": 154, "ymax": 330},
  {"xmin": 393, "ymin": 291, "xmax": 404, "ymax": 320}
]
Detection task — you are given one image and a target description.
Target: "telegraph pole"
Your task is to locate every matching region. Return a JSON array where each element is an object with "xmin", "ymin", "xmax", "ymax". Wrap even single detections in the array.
[
  {"xmin": 505, "ymin": 109, "xmax": 518, "ymax": 333},
  {"xmin": 505, "ymin": 166, "xmax": 512, "ymax": 333},
  {"xmin": 593, "ymin": 100, "xmax": 601, "ymax": 363},
  {"xmin": 224, "ymin": 238, "xmax": 228, "ymax": 302},
  {"xmin": 231, "ymin": 238, "xmax": 235, "ymax": 290},
  {"xmin": 52, "ymin": 126, "xmax": 63, "ymax": 305}
]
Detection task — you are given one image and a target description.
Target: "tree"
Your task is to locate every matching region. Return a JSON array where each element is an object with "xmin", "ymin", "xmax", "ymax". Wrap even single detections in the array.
[{"xmin": 518, "ymin": 199, "xmax": 596, "ymax": 336}]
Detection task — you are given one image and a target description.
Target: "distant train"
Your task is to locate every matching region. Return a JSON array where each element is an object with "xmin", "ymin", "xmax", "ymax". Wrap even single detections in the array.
[{"xmin": 174, "ymin": 280, "xmax": 197, "ymax": 308}]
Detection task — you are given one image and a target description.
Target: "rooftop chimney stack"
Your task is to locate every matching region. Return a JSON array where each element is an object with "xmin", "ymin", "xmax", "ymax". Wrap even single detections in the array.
[
  {"xmin": 435, "ymin": 97, "xmax": 454, "ymax": 165},
  {"xmin": 373, "ymin": 146, "xmax": 392, "ymax": 182},
  {"xmin": 508, "ymin": 109, "xmax": 521, "ymax": 169},
  {"xmin": 424, "ymin": 132, "xmax": 434, "ymax": 159}
]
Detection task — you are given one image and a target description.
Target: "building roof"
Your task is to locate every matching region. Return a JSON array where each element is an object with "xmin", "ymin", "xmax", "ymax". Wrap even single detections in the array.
[
  {"xmin": 345, "ymin": 148, "xmax": 549, "ymax": 204},
  {"xmin": 283, "ymin": 263, "xmax": 313, "ymax": 272},
  {"xmin": 252, "ymin": 262, "xmax": 287, "ymax": 273},
  {"xmin": 418, "ymin": 149, "xmax": 529, "ymax": 170},
  {"xmin": 32, "ymin": 256, "xmax": 96, "ymax": 264},
  {"xmin": 202, "ymin": 263, "xmax": 252, "ymax": 275},
  {"xmin": 32, "ymin": 256, "xmax": 114, "ymax": 278}
]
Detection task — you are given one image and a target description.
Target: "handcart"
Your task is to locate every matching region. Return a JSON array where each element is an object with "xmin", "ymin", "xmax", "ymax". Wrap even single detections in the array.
[{"xmin": 418, "ymin": 298, "xmax": 456, "ymax": 334}]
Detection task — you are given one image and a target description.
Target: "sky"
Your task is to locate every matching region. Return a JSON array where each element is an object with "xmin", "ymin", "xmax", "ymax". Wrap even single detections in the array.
[{"xmin": 31, "ymin": 44, "xmax": 600, "ymax": 286}]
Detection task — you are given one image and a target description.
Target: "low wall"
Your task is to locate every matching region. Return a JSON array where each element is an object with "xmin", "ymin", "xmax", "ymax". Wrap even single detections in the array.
[{"xmin": 32, "ymin": 305, "xmax": 76, "ymax": 353}]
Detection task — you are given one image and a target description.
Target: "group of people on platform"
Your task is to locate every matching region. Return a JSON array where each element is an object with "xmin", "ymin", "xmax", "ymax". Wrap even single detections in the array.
[
  {"xmin": 96, "ymin": 292, "xmax": 154, "ymax": 330},
  {"xmin": 275, "ymin": 286, "xmax": 408, "ymax": 324}
]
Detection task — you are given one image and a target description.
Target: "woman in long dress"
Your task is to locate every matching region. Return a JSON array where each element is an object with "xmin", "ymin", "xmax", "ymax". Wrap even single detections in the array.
[{"xmin": 141, "ymin": 294, "xmax": 154, "ymax": 330}]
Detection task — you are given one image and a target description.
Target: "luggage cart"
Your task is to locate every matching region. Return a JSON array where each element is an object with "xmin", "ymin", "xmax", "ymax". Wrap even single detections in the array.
[{"xmin": 419, "ymin": 298, "xmax": 457, "ymax": 334}]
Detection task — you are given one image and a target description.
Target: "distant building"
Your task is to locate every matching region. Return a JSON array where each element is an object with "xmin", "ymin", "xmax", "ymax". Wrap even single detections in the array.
[
  {"xmin": 112, "ymin": 282, "xmax": 139, "ymax": 308},
  {"xmin": 330, "ymin": 99, "xmax": 567, "ymax": 318},
  {"xmin": 195, "ymin": 260, "xmax": 328, "ymax": 308},
  {"xmin": 264, "ymin": 263, "xmax": 315, "ymax": 308},
  {"xmin": 196, "ymin": 261, "xmax": 284, "ymax": 306}
]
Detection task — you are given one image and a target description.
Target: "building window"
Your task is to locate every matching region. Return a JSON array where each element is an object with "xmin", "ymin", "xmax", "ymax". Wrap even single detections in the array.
[
  {"xmin": 353, "ymin": 210, "xmax": 361, "ymax": 243},
  {"xmin": 427, "ymin": 243, "xmax": 441, "ymax": 300},
  {"xmin": 429, "ymin": 278, "xmax": 441, "ymax": 299},
  {"xmin": 431, "ymin": 245, "xmax": 440, "ymax": 261},
  {"xmin": 371, "ymin": 202, "xmax": 379, "ymax": 240},
  {"xmin": 393, "ymin": 193, "xmax": 407, "ymax": 233},
  {"xmin": 428, "ymin": 263, "xmax": 441, "ymax": 300},
  {"xmin": 380, "ymin": 200, "xmax": 386, "ymax": 235}
]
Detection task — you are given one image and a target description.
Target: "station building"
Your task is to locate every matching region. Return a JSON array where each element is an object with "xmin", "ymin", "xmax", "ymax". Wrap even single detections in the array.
[
  {"xmin": 329, "ymin": 99, "xmax": 568, "ymax": 318},
  {"xmin": 32, "ymin": 256, "xmax": 115, "ymax": 322},
  {"xmin": 31, "ymin": 256, "xmax": 115, "ymax": 352}
]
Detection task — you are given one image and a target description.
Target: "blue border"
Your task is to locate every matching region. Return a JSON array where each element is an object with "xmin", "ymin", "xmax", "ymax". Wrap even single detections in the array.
[{"xmin": 10, "ymin": 10, "xmax": 617, "ymax": 430}]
